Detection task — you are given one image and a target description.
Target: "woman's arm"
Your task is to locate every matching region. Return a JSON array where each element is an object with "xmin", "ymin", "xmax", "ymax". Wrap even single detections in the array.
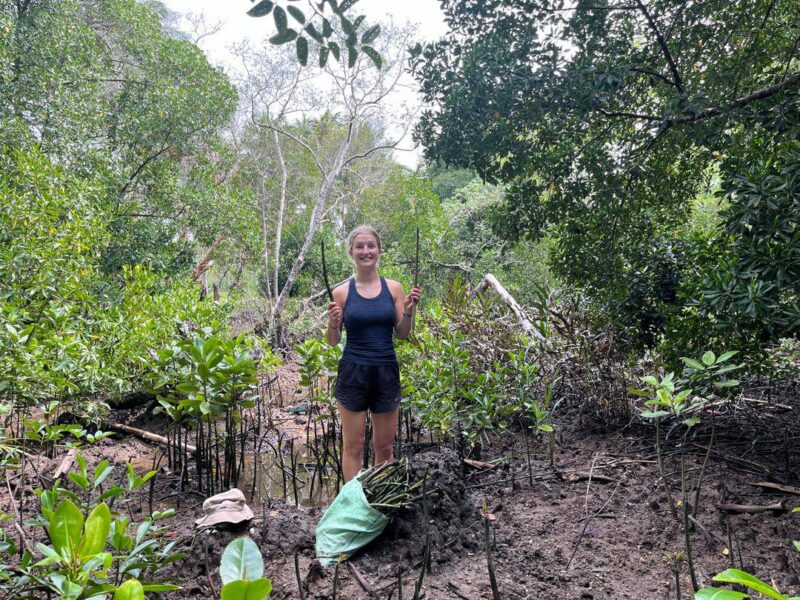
[
  {"xmin": 390, "ymin": 280, "xmax": 421, "ymax": 340},
  {"xmin": 326, "ymin": 284, "xmax": 347, "ymax": 346}
]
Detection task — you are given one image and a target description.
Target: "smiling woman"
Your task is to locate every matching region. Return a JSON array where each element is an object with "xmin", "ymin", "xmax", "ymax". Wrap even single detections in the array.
[{"xmin": 325, "ymin": 225, "xmax": 421, "ymax": 482}]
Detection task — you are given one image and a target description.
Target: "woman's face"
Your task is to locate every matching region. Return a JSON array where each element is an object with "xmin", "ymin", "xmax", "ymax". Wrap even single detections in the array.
[{"xmin": 350, "ymin": 232, "xmax": 381, "ymax": 268}]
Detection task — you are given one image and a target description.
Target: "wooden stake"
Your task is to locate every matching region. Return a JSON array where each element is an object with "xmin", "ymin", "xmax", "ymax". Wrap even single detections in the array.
[{"xmin": 321, "ymin": 240, "xmax": 333, "ymax": 303}]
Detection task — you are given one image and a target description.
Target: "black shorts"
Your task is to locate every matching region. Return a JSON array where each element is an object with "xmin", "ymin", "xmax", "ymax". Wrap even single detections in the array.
[{"xmin": 335, "ymin": 360, "xmax": 401, "ymax": 413}]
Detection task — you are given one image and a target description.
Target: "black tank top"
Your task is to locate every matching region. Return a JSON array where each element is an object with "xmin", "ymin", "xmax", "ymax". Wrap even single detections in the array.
[{"xmin": 341, "ymin": 277, "xmax": 397, "ymax": 366}]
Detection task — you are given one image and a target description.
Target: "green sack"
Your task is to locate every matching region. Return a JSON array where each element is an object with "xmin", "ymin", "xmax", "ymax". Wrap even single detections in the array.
[{"xmin": 315, "ymin": 476, "xmax": 390, "ymax": 566}]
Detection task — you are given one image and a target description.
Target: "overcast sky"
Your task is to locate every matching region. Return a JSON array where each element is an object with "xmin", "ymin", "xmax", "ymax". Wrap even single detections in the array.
[{"xmin": 159, "ymin": 1, "xmax": 448, "ymax": 168}]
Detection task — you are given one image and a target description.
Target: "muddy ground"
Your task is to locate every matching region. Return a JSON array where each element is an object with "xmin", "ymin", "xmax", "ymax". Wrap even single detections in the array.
[{"xmin": 7, "ymin": 363, "xmax": 800, "ymax": 600}]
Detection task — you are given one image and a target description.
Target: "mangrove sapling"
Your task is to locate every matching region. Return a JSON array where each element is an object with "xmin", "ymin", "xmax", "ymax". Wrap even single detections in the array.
[
  {"xmin": 359, "ymin": 459, "xmax": 424, "ymax": 514},
  {"xmin": 219, "ymin": 537, "xmax": 272, "ymax": 600}
]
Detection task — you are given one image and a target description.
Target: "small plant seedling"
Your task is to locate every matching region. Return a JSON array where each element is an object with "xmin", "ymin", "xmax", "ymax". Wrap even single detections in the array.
[{"xmin": 220, "ymin": 537, "xmax": 272, "ymax": 600}]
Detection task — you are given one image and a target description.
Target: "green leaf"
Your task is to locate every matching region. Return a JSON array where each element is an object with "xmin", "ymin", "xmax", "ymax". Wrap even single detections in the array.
[
  {"xmin": 319, "ymin": 45, "xmax": 330, "ymax": 67},
  {"xmin": 81, "ymin": 503, "xmax": 111, "ymax": 558},
  {"xmin": 305, "ymin": 23, "xmax": 324, "ymax": 42},
  {"xmin": 716, "ymin": 350, "xmax": 739, "ymax": 363},
  {"xmin": 273, "ymin": 5, "xmax": 288, "ymax": 31},
  {"xmin": 287, "ymin": 5, "xmax": 306, "ymax": 24},
  {"xmin": 361, "ymin": 24, "xmax": 380, "ymax": 44},
  {"xmin": 328, "ymin": 41, "xmax": 340, "ymax": 61},
  {"xmin": 361, "ymin": 45, "xmax": 382, "ymax": 69},
  {"xmin": 221, "ymin": 537, "xmax": 264, "ymax": 584},
  {"xmin": 641, "ymin": 410, "xmax": 669, "ymax": 419},
  {"xmin": 713, "ymin": 569, "xmax": 786, "ymax": 600},
  {"xmin": 702, "ymin": 351, "xmax": 716, "ymax": 366},
  {"xmin": 339, "ymin": 0, "xmax": 359, "ymax": 11},
  {"xmin": 247, "ymin": 0, "xmax": 274, "ymax": 17},
  {"xmin": 269, "ymin": 29, "xmax": 299, "ymax": 45},
  {"xmin": 538, "ymin": 424, "xmax": 554, "ymax": 432},
  {"xmin": 694, "ymin": 588, "xmax": 748, "ymax": 600},
  {"xmin": 221, "ymin": 579, "xmax": 273, "ymax": 600},
  {"xmin": 50, "ymin": 499, "xmax": 84, "ymax": 557},
  {"xmin": 642, "ymin": 375, "xmax": 658, "ymax": 386},
  {"xmin": 713, "ymin": 380, "xmax": 740, "ymax": 388},
  {"xmin": 681, "ymin": 357, "xmax": 706, "ymax": 370},
  {"xmin": 114, "ymin": 579, "xmax": 145, "ymax": 600},
  {"xmin": 141, "ymin": 584, "xmax": 182, "ymax": 592},
  {"xmin": 296, "ymin": 36, "xmax": 309, "ymax": 66},
  {"xmin": 682, "ymin": 416, "xmax": 701, "ymax": 427},
  {"xmin": 347, "ymin": 43, "xmax": 357, "ymax": 68}
]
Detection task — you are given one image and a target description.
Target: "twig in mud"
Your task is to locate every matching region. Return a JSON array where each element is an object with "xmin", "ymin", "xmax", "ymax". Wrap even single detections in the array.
[
  {"xmin": 348, "ymin": 562, "xmax": 375, "ymax": 596},
  {"xmin": 203, "ymin": 536, "xmax": 218, "ymax": 598},
  {"xmin": 374, "ymin": 518, "xmax": 484, "ymax": 593},
  {"xmin": 483, "ymin": 504, "xmax": 501, "ymax": 600},
  {"xmin": 447, "ymin": 581, "xmax": 473, "ymax": 600},
  {"xmin": 566, "ymin": 455, "xmax": 621, "ymax": 570},
  {"xmin": 295, "ymin": 554, "xmax": 306, "ymax": 600}
]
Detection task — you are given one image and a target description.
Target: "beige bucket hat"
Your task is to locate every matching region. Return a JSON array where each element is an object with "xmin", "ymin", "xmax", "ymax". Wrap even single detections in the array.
[{"xmin": 194, "ymin": 488, "xmax": 254, "ymax": 529}]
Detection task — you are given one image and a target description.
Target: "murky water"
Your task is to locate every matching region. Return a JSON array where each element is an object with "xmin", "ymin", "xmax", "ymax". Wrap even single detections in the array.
[
  {"xmin": 127, "ymin": 443, "xmax": 339, "ymax": 509},
  {"xmin": 239, "ymin": 447, "xmax": 339, "ymax": 508}
]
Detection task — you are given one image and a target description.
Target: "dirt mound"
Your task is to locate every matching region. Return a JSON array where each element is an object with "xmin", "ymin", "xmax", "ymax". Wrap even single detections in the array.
[{"xmin": 355, "ymin": 447, "xmax": 483, "ymax": 575}]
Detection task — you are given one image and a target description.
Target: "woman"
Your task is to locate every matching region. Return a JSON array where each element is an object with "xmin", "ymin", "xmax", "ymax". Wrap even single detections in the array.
[{"xmin": 326, "ymin": 225, "xmax": 421, "ymax": 482}]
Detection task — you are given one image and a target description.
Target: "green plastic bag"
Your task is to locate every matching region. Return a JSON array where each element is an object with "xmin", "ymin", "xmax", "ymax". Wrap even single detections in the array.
[{"xmin": 315, "ymin": 476, "xmax": 390, "ymax": 566}]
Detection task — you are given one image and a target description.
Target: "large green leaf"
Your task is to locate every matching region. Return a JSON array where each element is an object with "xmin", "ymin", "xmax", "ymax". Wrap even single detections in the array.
[
  {"xmin": 361, "ymin": 24, "xmax": 380, "ymax": 44},
  {"xmin": 694, "ymin": 588, "xmax": 748, "ymax": 600},
  {"xmin": 81, "ymin": 502, "xmax": 111, "ymax": 558},
  {"xmin": 114, "ymin": 579, "xmax": 145, "ymax": 600},
  {"xmin": 713, "ymin": 569, "xmax": 786, "ymax": 600},
  {"xmin": 220, "ymin": 579, "xmax": 273, "ymax": 600},
  {"xmin": 269, "ymin": 29, "xmax": 298, "ymax": 45},
  {"xmin": 50, "ymin": 499, "xmax": 84, "ymax": 557},
  {"xmin": 286, "ymin": 6, "xmax": 305, "ymax": 24},
  {"xmin": 361, "ymin": 46, "xmax": 382, "ymax": 69},
  {"xmin": 681, "ymin": 357, "xmax": 706, "ymax": 370},
  {"xmin": 247, "ymin": 0, "xmax": 274, "ymax": 17},
  {"xmin": 702, "ymin": 351, "xmax": 717, "ymax": 366},
  {"xmin": 221, "ymin": 537, "xmax": 264, "ymax": 584},
  {"xmin": 296, "ymin": 37, "xmax": 309, "ymax": 67},
  {"xmin": 273, "ymin": 5, "xmax": 287, "ymax": 32}
]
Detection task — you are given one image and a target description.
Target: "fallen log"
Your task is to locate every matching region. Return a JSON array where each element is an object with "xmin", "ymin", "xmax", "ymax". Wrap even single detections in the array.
[
  {"xmin": 108, "ymin": 422, "xmax": 196, "ymax": 454},
  {"xmin": 717, "ymin": 501, "xmax": 785, "ymax": 514},
  {"xmin": 472, "ymin": 273, "xmax": 543, "ymax": 339}
]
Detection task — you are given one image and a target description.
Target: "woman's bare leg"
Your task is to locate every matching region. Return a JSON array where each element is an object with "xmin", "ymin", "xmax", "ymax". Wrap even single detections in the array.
[
  {"xmin": 338, "ymin": 403, "xmax": 367, "ymax": 482},
  {"xmin": 371, "ymin": 406, "xmax": 400, "ymax": 466}
]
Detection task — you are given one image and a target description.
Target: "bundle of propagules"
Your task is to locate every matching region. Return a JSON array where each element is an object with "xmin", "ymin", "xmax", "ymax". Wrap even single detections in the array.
[{"xmin": 359, "ymin": 459, "xmax": 424, "ymax": 514}]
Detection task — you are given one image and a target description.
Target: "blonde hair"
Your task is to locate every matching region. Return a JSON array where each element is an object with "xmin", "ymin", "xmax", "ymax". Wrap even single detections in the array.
[{"xmin": 347, "ymin": 225, "xmax": 382, "ymax": 250}]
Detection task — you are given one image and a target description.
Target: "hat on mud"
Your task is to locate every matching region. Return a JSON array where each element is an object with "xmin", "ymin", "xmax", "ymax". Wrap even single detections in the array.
[{"xmin": 194, "ymin": 488, "xmax": 254, "ymax": 529}]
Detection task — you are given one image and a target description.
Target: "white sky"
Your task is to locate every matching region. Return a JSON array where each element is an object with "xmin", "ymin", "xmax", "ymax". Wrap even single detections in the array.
[{"xmin": 160, "ymin": 0, "xmax": 448, "ymax": 168}]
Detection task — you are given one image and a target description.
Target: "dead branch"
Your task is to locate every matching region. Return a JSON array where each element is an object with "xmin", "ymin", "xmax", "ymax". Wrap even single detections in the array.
[
  {"xmin": 108, "ymin": 423, "xmax": 196, "ymax": 454},
  {"xmin": 717, "ymin": 502, "xmax": 785, "ymax": 514},
  {"xmin": 472, "ymin": 273, "xmax": 543, "ymax": 340}
]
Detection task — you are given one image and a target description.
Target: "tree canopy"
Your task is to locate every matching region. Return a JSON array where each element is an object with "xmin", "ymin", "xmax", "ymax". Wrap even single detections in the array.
[{"xmin": 413, "ymin": 0, "xmax": 800, "ymax": 351}]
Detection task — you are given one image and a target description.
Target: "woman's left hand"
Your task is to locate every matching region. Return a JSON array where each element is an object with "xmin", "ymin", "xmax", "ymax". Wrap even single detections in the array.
[{"xmin": 404, "ymin": 287, "xmax": 421, "ymax": 313}]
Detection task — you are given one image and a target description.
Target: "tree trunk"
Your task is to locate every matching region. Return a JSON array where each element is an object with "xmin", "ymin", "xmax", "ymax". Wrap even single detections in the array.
[
  {"xmin": 272, "ymin": 128, "xmax": 288, "ymax": 299},
  {"xmin": 271, "ymin": 124, "xmax": 354, "ymax": 326}
]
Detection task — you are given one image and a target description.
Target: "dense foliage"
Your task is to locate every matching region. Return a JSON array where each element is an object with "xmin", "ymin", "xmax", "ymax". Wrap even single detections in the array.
[{"xmin": 413, "ymin": 0, "xmax": 800, "ymax": 358}]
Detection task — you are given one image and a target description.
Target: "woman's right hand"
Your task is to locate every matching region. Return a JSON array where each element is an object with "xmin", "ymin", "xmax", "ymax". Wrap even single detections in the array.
[{"xmin": 327, "ymin": 301, "xmax": 342, "ymax": 329}]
